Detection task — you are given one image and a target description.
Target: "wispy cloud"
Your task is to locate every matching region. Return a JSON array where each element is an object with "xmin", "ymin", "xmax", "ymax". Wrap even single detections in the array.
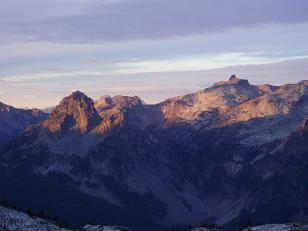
[
  {"xmin": 1, "ymin": 58, "xmax": 308, "ymax": 109},
  {"xmin": 2, "ymin": 51, "xmax": 307, "ymax": 82},
  {"xmin": 114, "ymin": 52, "xmax": 308, "ymax": 74},
  {"xmin": 0, "ymin": 71, "xmax": 107, "ymax": 82}
]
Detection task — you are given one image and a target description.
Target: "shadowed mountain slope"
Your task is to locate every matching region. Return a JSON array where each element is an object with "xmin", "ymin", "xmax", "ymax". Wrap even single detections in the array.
[{"xmin": 0, "ymin": 101, "xmax": 48, "ymax": 144}]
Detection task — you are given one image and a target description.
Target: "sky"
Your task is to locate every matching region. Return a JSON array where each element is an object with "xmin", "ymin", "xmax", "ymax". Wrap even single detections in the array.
[{"xmin": 1, "ymin": 0, "xmax": 308, "ymax": 108}]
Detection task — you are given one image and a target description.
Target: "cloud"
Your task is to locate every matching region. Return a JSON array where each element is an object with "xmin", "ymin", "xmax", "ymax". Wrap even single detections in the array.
[
  {"xmin": 1, "ymin": 58, "xmax": 308, "ymax": 109},
  {"xmin": 114, "ymin": 52, "xmax": 308, "ymax": 74},
  {"xmin": 2, "ymin": 51, "xmax": 307, "ymax": 82},
  {"xmin": 1, "ymin": 0, "xmax": 308, "ymax": 43},
  {"xmin": 0, "ymin": 71, "xmax": 108, "ymax": 82}
]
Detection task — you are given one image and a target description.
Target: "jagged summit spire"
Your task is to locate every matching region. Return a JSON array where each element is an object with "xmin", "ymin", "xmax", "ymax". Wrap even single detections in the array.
[
  {"xmin": 213, "ymin": 75, "xmax": 249, "ymax": 87},
  {"xmin": 68, "ymin": 90, "xmax": 88, "ymax": 100},
  {"xmin": 229, "ymin": 74, "xmax": 238, "ymax": 81},
  {"xmin": 42, "ymin": 91, "xmax": 101, "ymax": 137}
]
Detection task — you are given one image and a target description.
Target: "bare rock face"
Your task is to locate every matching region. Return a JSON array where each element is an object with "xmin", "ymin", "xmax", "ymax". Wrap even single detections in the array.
[
  {"xmin": 95, "ymin": 95, "xmax": 142, "ymax": 113},
  {"xmin": 95, "ymin": 95, "xmax": 142, "ymax": 134},
  {"xmin": 94, "ymin": 95, "xmax": 114, "ymax": 111},
  {"xmin": 213, "ymin": 75, "xmax": 250, "ymax": 87},
  {"xmin": 111, "ymin": 95, "xmax": 142, "ymax": 109},
  {"xmin": 158, "ymin": 76, "xmax": 263, "ymax": 127},
  {"xmin": 42, "ymin": 91, "xmax": 101, "ymax": 136}
]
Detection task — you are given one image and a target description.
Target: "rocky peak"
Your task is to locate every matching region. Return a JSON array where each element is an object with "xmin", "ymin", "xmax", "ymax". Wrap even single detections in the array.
[
  {"xmin": 0, "ymin": 101, "xmax": 47, "ymax": 121},
  {"xmin": 0, "ymin": 102, "xmax": 45, "ymax": 117},
  {"xmin": 94, "ymin": 95, "xmax": 143, "ymax": 134},
  {"xmin": 112, "ymin": 95, "xmax": 142, "ymax": 108},
  {"xmin": 229, "ymin": 74, "xmax": 237, "ymax": 81},
  {"xmin": 95, "ymin": 95, "xmax": 142, "ymax": 113},
  {"xmin": 298, "ymin": 80, "xmax": 308, "ymax": 86},
  {"xmin": 214, "ymin": 75, "xmax": 250, "ymax": 87},
  {"xmin": 31, "ymin": 108, "xmax": 46, "ymax": 117},
  {"xmin": 95, "ymin": 95, "xmax": 113, "ymax": 110},
  {"xmin": 158, "ymin": 75, "xmax": 264, "ymax": 127},
  {"xmin": 0, "ymin": 101, "xmax": 11, "ymax": 112},
  {"xmin": 43, "ymin": 91, "xmax": 101, "ymax": 136}
]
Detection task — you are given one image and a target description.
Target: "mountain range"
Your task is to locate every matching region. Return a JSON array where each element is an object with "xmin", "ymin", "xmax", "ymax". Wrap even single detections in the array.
[{"xmin": 0, "ymin": 75, "xmax": 307, "ymax": 230}]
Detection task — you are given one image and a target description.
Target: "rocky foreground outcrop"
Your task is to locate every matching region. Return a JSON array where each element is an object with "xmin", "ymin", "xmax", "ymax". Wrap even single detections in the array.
[
  {"xmin": 0, "ymin": 205, "xmax": 130, "ymax": 231},
  {"xmin": 1, "ymin": 204, "xmax": 306, "ymax": 231}
]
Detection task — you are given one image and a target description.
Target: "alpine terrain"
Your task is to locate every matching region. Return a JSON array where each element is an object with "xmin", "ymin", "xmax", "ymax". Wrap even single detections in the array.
[{"xmin": 0, "ymin": 76, "xmax": 307, "ymax": 230}]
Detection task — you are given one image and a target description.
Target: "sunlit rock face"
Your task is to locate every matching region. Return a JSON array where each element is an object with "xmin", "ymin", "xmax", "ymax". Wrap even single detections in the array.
[
  {"xmin": 42, "ymin": 91, "xmax": 102, "ymax": 136},
  {"xmin": 94, "ymin": 95, "xmax": 143, "ymax": 134}
]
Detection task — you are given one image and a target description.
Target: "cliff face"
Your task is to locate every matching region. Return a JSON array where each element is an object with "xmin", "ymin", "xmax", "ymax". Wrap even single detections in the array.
[
  {"xmin": 42, "ymin": 91, "xmax": 102, "ymax": 137},
  {"xmin": 95, "ymin": 95, "xmax": 142, "ymax": 134}
]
